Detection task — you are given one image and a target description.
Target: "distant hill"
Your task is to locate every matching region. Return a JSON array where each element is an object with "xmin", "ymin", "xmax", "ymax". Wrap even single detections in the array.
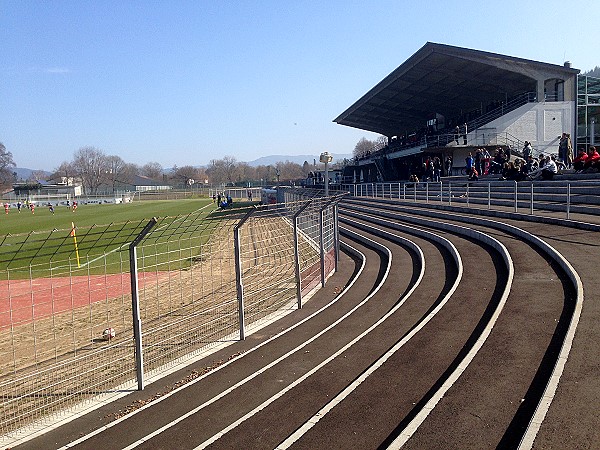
[
  {"xmin": 13, "ymin": 167, "xmax": 51, "ymax": 181},
  {"xmin": 247, "ymin": 154, "xmax": 352, "ymax": 167}
]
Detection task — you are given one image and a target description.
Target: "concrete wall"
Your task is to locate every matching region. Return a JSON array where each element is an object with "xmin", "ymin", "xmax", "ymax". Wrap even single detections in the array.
[{"xmin": 469, "ymin": 101, "xmax": 574, "ymax": 156}]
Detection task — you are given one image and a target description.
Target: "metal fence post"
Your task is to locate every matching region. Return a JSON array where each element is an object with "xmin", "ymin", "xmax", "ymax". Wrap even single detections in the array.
[
  {"xmin": 320, "ymin": 208, "xmax": 326, "ymax": 287},
  {"xmin": 488, "ymin": 182, "xmax": 491, "ymax": 209},
  {"xmin": 426, "ymin": 182, "xmax": 429, "ymax": 203},
  {"xmin": 333, "ymin": 202, "xmax": 340, "ymax": 272},
  {"xmin": 514, "ymin": 181, "xmax": 518, "ymax": 212},
  {"xmin": 449, "ymin": 182, "xmax": 452, "ymax": 206},
  {"xmin": 129, "ymin": 217, "xmax": 158, "ymax": 391},
  {"xmin": 293, "ymin": 200, "xmax": 312, "ymax": 309},
  {"xmin": 234, "ymin": 207, "xmax": 256, "ymax": 340},
  {"xmin": 466, "ymin": 183, "xmax": 469, "ymax": 207},
  {"xmin": 319, "ymin": 198, "xmax": 337, "ymax": 288},
  {"xmin": 440, "ymin": 181, "xmax": 443, "ymax": 203},
  {"xmin": 530, "ymin": 183, "xmax": 534, "ymax": 215},
  {"xmin": 567, "ymin": 183, "xmax": 571, "ymax": 219}
]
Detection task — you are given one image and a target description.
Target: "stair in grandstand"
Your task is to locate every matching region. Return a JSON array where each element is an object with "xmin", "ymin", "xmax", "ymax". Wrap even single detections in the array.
[{"xmin": 374, "ymin": 157, "xmax": 399, "ymax": 182}]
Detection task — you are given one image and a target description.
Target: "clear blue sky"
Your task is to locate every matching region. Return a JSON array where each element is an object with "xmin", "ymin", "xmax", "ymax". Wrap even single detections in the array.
[{"xmin": 1, "ymin": 0, "xmax": 598, "ymax": 171}]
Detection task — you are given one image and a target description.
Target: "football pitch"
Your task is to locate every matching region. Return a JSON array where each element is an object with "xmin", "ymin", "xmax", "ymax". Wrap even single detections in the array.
[
  {"xmin": 0, "ymin": 198, "xmax": 215, "ymax": 236},
  {"xmin": 0, "ymin": 198, "xmax": 220, "ymax": 276}
]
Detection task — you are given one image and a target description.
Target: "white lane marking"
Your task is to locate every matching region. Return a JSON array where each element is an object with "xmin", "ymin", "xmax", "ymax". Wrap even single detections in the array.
[
  {"xmin": 57, "ymin": 240, "xmax": 367, "ymax": 450},
  {"xmin": 277, "ymin": 220, "xmax": 462, "ymax": 448},
  {"xmin": 517, "ymin": 239, "xmax": 584, "ymax": 449}
]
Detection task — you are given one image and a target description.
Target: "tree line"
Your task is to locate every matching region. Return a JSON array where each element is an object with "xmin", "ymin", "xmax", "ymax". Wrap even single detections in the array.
[
  {"xmin": 0, "ymin": 143, "xmax": 317, "ymax": 194},
  {"xmin": 1, "ymin": 138, "xmax": 379, "ymax": 194}
]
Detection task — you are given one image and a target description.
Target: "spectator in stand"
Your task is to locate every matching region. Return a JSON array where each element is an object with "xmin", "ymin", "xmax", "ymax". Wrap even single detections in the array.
[
  {"xmin": 558, "ymin": 132, "xmax": 573, "ymax": 168},
  {"xmin": 489, "ymin": 148, "xmax": 505, "ymax": 174},
  {"xmin": 498, "ymin": 162, "xmax": 507, "ymax": 179},
  {"xmin": 481, "ymin": 148, "xmax": 491, "ymax": 174},
  {"xmin": 454, "ymin": 126, "xmax": 460, "ymax": 145},
  {"xmin": 522, "ymin": 141, "xmax": 533, "ymax": 160},
  {"xmin": 538, "ymin": 153, "xmax": 546, "ymax": 169},
  {"xmin": 433, "ymin": 156, "xmax": 442, "ymax": 182},
  {"xmin": 445, "ymin": 155, "xmax": 453, "ymax": 176},
  {"xmin": 531, "ymin": 155, "xmax": 558, "ymax": 180},
  {"xmin": 467, "ymin": 166, "xmax": 479, "ymax": 181},
  {"xmin": 543, "ymin": 155, "xmax": 559, "ymax": 179},
  {"xmin": 423, "ymin": 157, "xmax": 433, "ymax": 181},
  {"xmin": 519, "ymin": 158, "xmax": 532, "ymax": 179},
  {"xmin": 583, "ymin": 146, "xmax": 600, "ymax": 172},
  {"xmin": 573, "ymin": 148, "xmax": 588, "ymax": 172},
  {"xmin": 523, "ymin": 155, "xmax": 538, "ymax": 174},
  {"xmin": 510, "ymin": 160, "xmax": 527, "ymax": 182},
  {"xmin": 474, "ymin": 148, "xmax": 483, "ymax": 176},
  {"xmin": 465, "ymin": 152, "xmax": 474, "ymax": 173},
  {"xmin": 501, "ymin": 161, "xmax": 518, "ymax": 181},
  {"xmin": 566, "ymin": 133, "xmax": 574, "ymax": 168}
]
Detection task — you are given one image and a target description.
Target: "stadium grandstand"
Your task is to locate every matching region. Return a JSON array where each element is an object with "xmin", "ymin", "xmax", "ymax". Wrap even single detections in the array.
[{"xmin": 334, "ymin": 42, "xmax": 600, "ymax": 182}]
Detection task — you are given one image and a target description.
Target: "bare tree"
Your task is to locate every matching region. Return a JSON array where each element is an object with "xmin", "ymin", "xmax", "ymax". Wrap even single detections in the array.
[
  {"xmin": 72, "ymin": 146, "xmax": 107, "ymax": 195},
  {"xmin": 141, "ymin": 162, "xmax": 163, "ymax": 180},
  {"xmin": 255, "ymin": 165, "xmax": 274, "ymax": 185},
  {"xmin": 171, "ymin": 165, "xmax": 205, "ymax": 186},
  {"xmin": 235, "ymin": 162, "xmax": 255, "ymax": 184},
  {"xmin": 51, "ymin": 161, "xmax": 77, "ymax": 185},
  {"xmin": 29, "ymin": 170, "xmax": 47, "ymax": 182},
  {"xmin": 375, "ymin": 135, "xmax": 388, "ymax": 150},
  {"xmin": 0, "ymin": 142, "xmax": 16, "ymax": 186},
  {"xmin": 206, "ymin": 156, "xmax": 238, "ymax": 185},
  {"xmin": 104, "ymin": 155, "xmax": 129, "ymax": 193},
  {"xmin": 120, "ymin": 163, "xmax": 139, "ymax": 185},
  {"xmin": 275, "ymin": 160, "xmax": 304, "ymax": 181},
  {"xmin": 353, "ymin": 137, "xmax": 377, "ymax": 159}
]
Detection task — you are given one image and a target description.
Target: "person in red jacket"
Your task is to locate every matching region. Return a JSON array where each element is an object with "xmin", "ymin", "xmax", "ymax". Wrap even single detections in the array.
[
  {"xmin": 583, "ymin": 146, "xmax": 600, "ymax": 172},
  {"xmin": 573, "ymin": 148, "xmax": 588, "ymax": 172}
]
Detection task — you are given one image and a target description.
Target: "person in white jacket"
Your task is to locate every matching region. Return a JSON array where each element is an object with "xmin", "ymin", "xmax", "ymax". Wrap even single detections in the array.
[{"xmin": 530, "ymin": 155, "xmax": 558, "ymax": 180}]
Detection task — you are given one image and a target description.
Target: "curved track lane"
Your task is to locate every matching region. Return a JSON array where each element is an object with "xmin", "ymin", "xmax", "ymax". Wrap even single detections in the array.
[{"xmin": 341, "ymin": 198, "xmax": 579, "ymax": 449}]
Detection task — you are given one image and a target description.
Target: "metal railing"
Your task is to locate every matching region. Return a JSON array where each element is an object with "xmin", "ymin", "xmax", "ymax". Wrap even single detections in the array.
[
  {"xmin": 341, "ymin": 180, "xmax": 600, "ymax": 221},
  {"xmin": 0, "ymin": 193, "xmax": 341, "ymax": 436}
]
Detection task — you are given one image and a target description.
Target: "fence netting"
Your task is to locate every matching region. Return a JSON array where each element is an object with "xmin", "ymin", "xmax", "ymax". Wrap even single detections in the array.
[{"xmin": 0, "ymin": 193, "xmax": 340, "ymax": 437}]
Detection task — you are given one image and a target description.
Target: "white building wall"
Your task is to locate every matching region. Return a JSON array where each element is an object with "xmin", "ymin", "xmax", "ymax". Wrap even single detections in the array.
[{"xmin": 469, "ymin": 101, "xmax": 574, "ymax": 156}]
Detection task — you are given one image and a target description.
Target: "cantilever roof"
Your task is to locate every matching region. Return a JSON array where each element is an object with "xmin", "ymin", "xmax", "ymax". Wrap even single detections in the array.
[{"xmin": 334, "ymin": 42, "xmax": 579, "ymax": 137}]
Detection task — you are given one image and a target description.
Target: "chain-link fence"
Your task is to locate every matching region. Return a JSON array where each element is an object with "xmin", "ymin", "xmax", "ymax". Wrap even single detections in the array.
[{"xmin": 0, "ymin": 193, "xmax": 341, "ymax": 436}]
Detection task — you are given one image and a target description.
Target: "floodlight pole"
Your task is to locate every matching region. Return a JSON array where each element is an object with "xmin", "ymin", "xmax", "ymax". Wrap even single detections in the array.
[{"xmin": 320, "ymin": 152, "xmax": 333, "ymax": 197}]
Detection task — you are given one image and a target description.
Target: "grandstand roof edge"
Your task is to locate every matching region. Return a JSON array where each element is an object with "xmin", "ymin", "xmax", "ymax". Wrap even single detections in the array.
[{"xmin": 333, "ymin": 42, "xmax": 580, "ymax": 135}]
